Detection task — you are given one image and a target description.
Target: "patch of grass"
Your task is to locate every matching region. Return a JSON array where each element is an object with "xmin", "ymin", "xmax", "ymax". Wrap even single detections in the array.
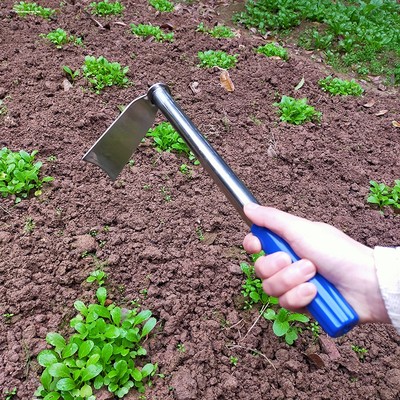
[
  {"xmin": 40, "ymin": 28, "xmax": 83, "ymax": 49},
  {"xmin": 234, "ymin": 0, "xmax": 400, "ymax": 85},
  {"xmin": 82, "ymin": 55, "xmax": 130, "ymax": 93},
  {"xmin": 130, "ymin": 23, "xmax": 174, "ymax": 42},
  {"xmin": 0, "ymin": 147, "xmax": 54, "ymax": 203},
  {"xmin": 35, "ymin": 287, "xmax": 158, "ymax": 399},
  {"xmin": 273, "ymin": 95, "xmax": 321, "ymax": 125},
  {"xmin": 367, "ymin": 180, "xmax": 400, "ymax": 210},
  {"xmin": 89, "ymin": 0, "xmax": 124, "ymax": 16},
  {"xmin": 198, "ymin": 50, "xmax": 238, "ymax": 69},
  {"xmin": 146, "ymin": 122, "xmax": 198, "ymax": 163},
  {"xmin": 148, "ymin": 0, "xmax": 174, "ymax": 12},
  {"xmin": 13, "ymin": 1, "xmax": 55, "ymax": 18},
  {"xmin": 196, "ymin": 22, "xmax": 235, "ymax": 38},
  {"xmin": 256, "ymin": 42, "xmax": 288, "ymax": 60},
  {"xmin": 318, "ymin": 76, "xmax": 363, "ymax": 96}
]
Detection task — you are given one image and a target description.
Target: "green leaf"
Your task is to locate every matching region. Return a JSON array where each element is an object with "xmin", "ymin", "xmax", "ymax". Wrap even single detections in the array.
[
  {"xmin": 74, "ymin": 300, "xmax": 88, "ymax": 316},
  {"xmin": 141, "ymin": 317, "xmax": 157, "ymax": 337},
  {"xmin": 96, "ymin": 286, "xmax": 107, "ymax": 305},
  {"xmin": 132, "ymin": 368, "xmax": 142, "ymax": 381},
  {"xmin": 141, "ymin": 363, "xmax": 156, "ymax": 378},
  {"xmin": 48, "ymin": 362, "xmax": 71, "ymax": 378},
  {"xmin": 78, "ymin": 340, "xmax": 94, "ymax": 359},
  {"xmin": 110, "ymin": 306, "xmax": 122, "ymax": 326},
  {"xmin": 82, "ymin": 364, "xmax": 103, "ymax": 381},
  {"xmin": 62, "ymin": 343, "xmax": 79, "ymax": 358},
  {"xmin": 288, "ymin": 313, "xmax": 309, "ymax": 323},
  {"xmin": 101, "ymin": 343, "xmax": 113, "ymax": 363},
  {"xmin": 272, "ymin": 320, "xmax": 290, "ymax": 337},
  {"xmin": 104, "ymin": 325, "xmax": 120, "ymax": 339},
  {"xmin": 285, "ymin": 329, "xmax": 298, "ymax": 345},
  {"xmin": 80, "ymin": 384, "xmax": 93, "ymax": 397},
  {"xmin": 134, "ymin": 310, "xmax": 152, "ymax": 325},
  {"xmin": 38, "ymin": 350, "xmax": 58, "ymax": 367},
  {"xmin": 40, "ymin": 367, "xmax": 53, "ymax": 390},
  {"xmin": 94, "ymin": 374, "xmax": 104, "ymax": 390},
  {"xmin": 43, "ymin": 392, "xmax": 61, "ymax": 400},
  {"xmin": 46, "ymin": 333, "xmax": 66, "ymax": 350},
  {"xmin": 56, "ymin": 377, "xmax": 76, "ymax": 391}
]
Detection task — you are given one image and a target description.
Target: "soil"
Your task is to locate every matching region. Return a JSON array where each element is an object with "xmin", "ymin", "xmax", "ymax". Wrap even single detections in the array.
[{"xmin": 1, "ymin": 0, "xmax": 400, "ymax": 399}]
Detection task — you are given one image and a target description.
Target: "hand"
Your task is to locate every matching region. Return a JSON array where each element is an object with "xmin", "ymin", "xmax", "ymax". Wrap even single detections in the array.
[{"xmin": 243, "ymin": 203, "xmax": 390, "ymax": 324}]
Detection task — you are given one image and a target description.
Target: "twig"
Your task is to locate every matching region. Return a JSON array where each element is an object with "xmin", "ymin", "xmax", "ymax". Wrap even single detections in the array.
[
  {"xmin": 0, "ymin": 205, "xmax": 12, "ymax": 215},
  {"xmin": 226, "ymin": 344, "xmax": 276, "ymax": 370},
  {"xmin": 84, "ymin": 10, "xmax": 105, "ymax": 29},
  {"xmin": 241, "ymin": 303, "xmax": 268, "ymax": 341}
]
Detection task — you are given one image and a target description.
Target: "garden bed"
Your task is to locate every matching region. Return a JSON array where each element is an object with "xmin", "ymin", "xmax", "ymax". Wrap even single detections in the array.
[{"xmin": 1, "ymin": 0, "xmax": 400, "ymax": 398}]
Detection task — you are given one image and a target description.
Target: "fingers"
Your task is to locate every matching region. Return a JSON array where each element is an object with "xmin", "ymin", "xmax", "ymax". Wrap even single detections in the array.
[
  {"xmin": 243, "ymin": 233, "xmax": 262, "ymax": 254},
  {"xmin": 279, "ymin": 283, "xmax": 317, "ymax": 310}
]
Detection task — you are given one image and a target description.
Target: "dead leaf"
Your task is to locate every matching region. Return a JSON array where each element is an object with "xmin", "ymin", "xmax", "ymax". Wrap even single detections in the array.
[
  {"xmin": 220, "ymin": 70, "xmax": 235, "ymax": 92},
  {"xmin": 363, "ymin": 99, "xmax": 375, "ymax": 108},
  {"xmin": 189, "ymin": 81, "xmax": 201, "ymax": 95},
  {"xmin": 269, "ymin": 56, "xmax": 282, "ymax": 60},
  {"xmin": 160, "ymin": 23, "xmax": 174, "ymax": 30},
  {"xmin": 305, "ymin": 353, "xmax": 326, "ymax": 368},
  {"xmin": 63, "ymin": 79, "xmax": 73, "ymax": 91},
  {"xmin": 294, "ymin": 77, "xmax": 305, "ymax": 91},
  {"xmin": 375, "ymin": 109, "xmax": 388, "ymax": 116},
  {"xmin": 392, "ymin": 121, "xmax": 400, "ymax": 128},
  {"xmin": 202, "ymin": 232, "xmax": 218, "ymax": 245},
  {"xmin": 267, "ymin": 144, "xmax": 277, "ymax": 158}
]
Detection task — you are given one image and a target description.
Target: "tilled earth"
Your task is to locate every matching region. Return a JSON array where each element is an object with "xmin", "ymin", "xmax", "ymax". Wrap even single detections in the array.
[{"xmin": 1, "ymin": 0, "xmax": 400, "ymax": 399}]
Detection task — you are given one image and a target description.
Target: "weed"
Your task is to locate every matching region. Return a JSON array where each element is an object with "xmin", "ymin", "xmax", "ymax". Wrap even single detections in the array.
[
  {"xmin": 160, "ymin": 186, "xmax": 171, "ymax": 202},
  {"xmin": 4, "ymin": 388, "xmax": 17, "ymax": 400},
  {"xmin": 318, "ymin": 76, "xmax": 363, "ymax": 96},
  {"xmin": 179, "ymin": 163, "xmax": 191, "ymax": 176},
  {"xmin": 90, "ymin": 0, "xmax": 124, "ymax": 16},
  {"xmin": 309, "ymin": 321, "xmax": 320, "ymax": 341},
  {"xmin": 3, "ymin": 313, "xmax": 14, "ymax": 322},
  {"xmin": 146, "ymin": 122, "xmax": 198, "ymax": 163},
  {"xmin": 130, "ymin": 23, "xmax": 174, "ymax": 42},
  {"xmin": 86, "ymin": 269, "xmax": 107, "ymax": 286},
  {"xmin": 148, "ymin": 0, "xmax": 174, "ymax": 12},
  {"xmin": 143, "ymin": 184, "xmax": 151, "ymax": 190},
  {"xmin": 0, "ymin": 147, "xmax": 53, "ymax": 203},
  {"xmin": 195, "ymin": 226, "xmax": 204, "ymax": 241},
  {"xmin": 24, "ymin": 217, "xmax": 35, "ymax": 233},
  {"xmin": 351, "ymin": 345, "xmax": 368, "ymax": 361},
  {"xmin": 198, "ymin": 50, "xmax": 238, "ymax": 69},
  {"xmin": 176, "ymin": 343, "xmax": 186, "ymax": 353},
  {"xmin": 367, "ymin": 180, "xmax": 400, "ymax": 210},
  {"xmin": 35, "ymin": 287, "xmax": 158, "ymax": 399},
  {"xmin": 196, "ymin": 22, "xmax": 235, "ymax": 38},
  {"xmin": 40, "ymin": 28, "xmax": 83, "ymax": 49},
  {"xmin": 256, "ymin": 43, "xmax": 288, "ymax": 60},
  {"xmin": 13, "ymin": 1, "xmax": 55, "ymax": 18},
  {"xmin": 0, "ymin": 99, "xmax": 8, "ymax": 116},
  {"xmin": 229, "ymin": 356, "xmax": 238, "ymax": 366},
  {"xmin": 63, "ymin": 66, "xmax": 80, "ymax": 83},
  {"xmin": 47, "ymin": 155, "xmax": 57, "ymax": 162},
  {"xmin": 82, "ymin": 55, "xmax": 130, "ymax": 93},
  {"xmin": 273, "ymin": 95, "xmax": 321, "ymax": 125}
]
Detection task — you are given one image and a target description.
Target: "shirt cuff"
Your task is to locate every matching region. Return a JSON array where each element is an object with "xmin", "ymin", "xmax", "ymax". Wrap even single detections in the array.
[{"xmin": 374, "ymin": 246, "xmax": 400, "ymax": 333}]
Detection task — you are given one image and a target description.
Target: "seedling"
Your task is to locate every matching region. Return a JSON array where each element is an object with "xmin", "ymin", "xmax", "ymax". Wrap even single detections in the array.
[
  {"xmin": 3, "ymin": 313, "xmax": 14, "ymax": 321},
  {"xmin": 195, "ymin": 226, "xmax": 204, "ymax": 241},
  {"xmin": 179, "ymin": 163, "xmax": 191, "ymax": 176},
  {"xmin": 196, "ymin": 22, "xmax": 235, "ymax": 38},
  {"xmin": 13, "ymin": 1, "xmax": 55, "ymax": 18},
  {"xmin": 309, "ymin": 321, "xmax": 320, "ymax": 341},
  {"xmin": 82, "ymin": 55, "xmax": 130, "ymax": 93},
  {"xmin": 0, "ymin": 147, "xmax": 54, "ymax": 203},
  {"xmin": 198, "ymin": 50, "xmax": 238, "ymax": 69},
  {"xmin": 4, "ymin": 388, "xmax": 17, "ymax": 400},
  {"xmin": 146, "ymin": 122, "xmax": 198, "ymax": 163},
  {"xmin": 273, "ymin": 95, "xmax": 322, "ymax": 125},
  {"xmin": 86, "ymin": 269, "xmax": 107, "ymax": 286},
  {"xmin": 229, "ymin": 356, "xmax": 238, "ymax": 366},
  {"xmin": 130, "ymin": 23, "xmax": 174, "ymax": 42},
  {"xmin": 40, "ymin": 28, "xmax": 83, "ymax": 49},
  {"xmin": 63, "ymin": 66, "xmax": 80, "ymax": 83},
  {"xmin": 0, "ymin": 99, "xmax": 8, "ymax": 116},
  {"xmin": 35, "ymin": 287, "xmax": 158, "ymax": 399},
  {"xmin": 89, "ymin": 0, "xmax": 124, "ymax": 16},
  {"xmin": 351, "ymin": 345, "xmax": 368, "ymax": 361},
  {"xmin": 148, "ymin": 0, "xmax": 174, "ymax": 12},
  {"xmin": 367, "ymin": 180, "xmax": 400, "ymax": 210},
  {"xmin": 176, "ymin": 343, "xmax": 186, "ymax": 353},
  {"xmin": 24, "ymin": 216, "xmax": 35, "ymax": 233},
  {"xmin": 160, "ymin": 186, "xmax": 171, "ymax": 202},
  {"xmin": 319, "ymin": 76, "xmax": 363, "ymax": 96},
  {"xmin": 256, "ymin": 43, "xmax": 288, "ymax": 60},
  {"xmin": 47, "ymin": 155, "xmax": 57, "ymax": 162}
]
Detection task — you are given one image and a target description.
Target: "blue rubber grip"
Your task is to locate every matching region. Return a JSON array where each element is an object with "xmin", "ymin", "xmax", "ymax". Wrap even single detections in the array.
[{"xmin": 251, "ymin": 224, "xmax": 359, "ymax": 337}]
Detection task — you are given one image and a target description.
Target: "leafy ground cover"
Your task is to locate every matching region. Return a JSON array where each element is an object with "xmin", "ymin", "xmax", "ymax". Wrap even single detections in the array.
[{"xmin": 1, "ymin": 0, "xmax": 400, "ymax": 399}]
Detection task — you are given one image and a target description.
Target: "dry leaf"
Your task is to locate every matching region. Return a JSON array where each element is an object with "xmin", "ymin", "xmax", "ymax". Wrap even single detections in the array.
[
  {"xmin": 189, "ymin": 81, "xmax": 201, "ymax": 95},
  {"xmin": 375, "ymin": 109, "xmax": 388, "ymax": 116},
  {"xmin": 392, "ymin": 121, "xmax": 400, "ymax": 128},
  {"xmin": 220, "ymin": 70, "xmax": 235, "ymax": 92},
  {"xmin": 363, "ymin": 99, "xmax": 375, "ymax": 108},
  {"xmin": 269, "ymin": 56, "xmax": 282, "ymax": 60},
  {"xmin": 294, "ymin": 77, "xmax": 305, "ymax": 91},
  {"xmin": 305, "ymin": 353, "xmax": 326, "ymax": 368},
  {"xmin": 63, "ymin": 79, "xmax": 73, "ymax": 91}
]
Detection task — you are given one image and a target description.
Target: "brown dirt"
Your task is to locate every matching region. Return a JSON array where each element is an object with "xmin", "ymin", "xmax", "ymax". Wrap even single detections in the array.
[{"xmin": 1, "ymin": 0, "xmax": 400, "ymax": 399}]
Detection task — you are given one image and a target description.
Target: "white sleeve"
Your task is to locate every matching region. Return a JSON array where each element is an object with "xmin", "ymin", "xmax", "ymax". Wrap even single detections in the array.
[{"xmin": 374, "ymin": 246, "xmax": 400, "ymax": 333}]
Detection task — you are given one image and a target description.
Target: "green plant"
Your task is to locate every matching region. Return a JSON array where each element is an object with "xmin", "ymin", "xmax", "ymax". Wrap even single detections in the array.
[
  {"xmin": 273, "ymin": 95, "xmax": 321, "ymax": 125},
  {"xmin": 196, "ymin": 22, "xmax": 235, "ymax": 38},
  {"xmin": 3, "ymin": 313, "xmax": 14, "ymax": 321},
  {"xmin": 4, "ymin": 388, "xmax": 17, "ymax": 400},
  {"xmin": 0, "ymin": 99, "xmax": 8, "ymax": 116},
  {"xmin": 351, "ymin": 345, "xmax": 368, "ymax": 361},
  {"xmin": 40, "ymin": 28, "xmax": 83, "ymax": 49},
  {"xmin": 13, "ymin": 1, "xmax": 55, "ymax": 18},
  {"xmin": 35, "ymin": 287, "xmax": 158, "ymax": 399},
  {"xmin": 160, "ymin": 186, "xmax": 171, "ymax": 202},
  {"xmin": 24, "ymin": 216, "xmax": 35, "ymax": 233},
  {"xmin": 176, "ymin": 343, "xmax": 185, "ymax": 353},
  {"xmin": 130, "ymin": 23, "xmax": 174, "ymax": 42},
  {"xmin": 82, "ymin": 56, "xmax": 129, "ymax": 93},
  {"xmin": 195, "ymin": 226, "xmax": 204, "ymax": 241},
  {"xmin": 146, "ymin": 122, "xmax": 198, "ymax": 163},
  {"xmin": 89, "ymin": 0, "xmax": 124, "ymax": 16},
  {"xmin": 198, "ymin": 50, "xmax": 238, "ymax": 69},
  {"xmin": 256, "ymin": 43, "xmax": 288, "ymax": 60},
  {"xmin": 148, "ymin": 0, "xmax": 174, "ymax": 12},
  {"xmin": 309, "ymin": 321, "xmax": 320, "ymax": 340},
  {"xmin": 63, "ymin": 66, "xmax": 80, "ymax": 83},
  {"xmin": 367, "ymin": 180, "xmax": 400, "ymax": 210},
  {"xmin": 318, "ymin": 76, "xmax": 363, "ymax": 96},
  {"xmin": 86, "ymin": 270, "xmax": 107, "ymax": 286},
  {"xmin": 0, "ymin": 147, "xmax": 54, "ymax": 203},
  {"xmin": 229, "ymin": 356, "xmax": 238, "ymax": 366}
]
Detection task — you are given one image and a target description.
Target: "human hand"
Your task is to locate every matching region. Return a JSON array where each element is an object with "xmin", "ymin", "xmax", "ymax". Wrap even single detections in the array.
[{"xmin": 243, "ymin": 203, "xmax": 390, "ymax": 324}]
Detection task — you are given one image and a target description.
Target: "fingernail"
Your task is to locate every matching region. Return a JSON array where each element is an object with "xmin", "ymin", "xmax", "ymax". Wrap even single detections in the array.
[{"xmin": 245, "ymin": 202, "xmax": 260, "ymax": 210}]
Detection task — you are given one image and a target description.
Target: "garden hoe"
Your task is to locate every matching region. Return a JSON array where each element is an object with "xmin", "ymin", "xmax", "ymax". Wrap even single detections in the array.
[{"xmin": 83, "ymin": 83, "xmax": 358, "ymax": 337}]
